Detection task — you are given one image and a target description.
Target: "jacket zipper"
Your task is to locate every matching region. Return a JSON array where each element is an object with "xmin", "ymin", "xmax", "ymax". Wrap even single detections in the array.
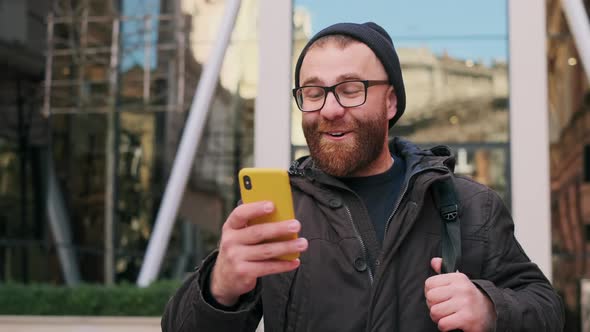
[
  {"xmin": 291, "ymin": 159, "xmax": 375, "ymax": 283},
  {"xmin": 344, "ymin": 204, "xmax": 374, "ymax": 284},
  {"xmin": 383, "ymin": 166, "xmax": 449, "ymax": 236},
  {"xmin": 365, "ymin": 166, "xmax": 449, "ymax": 332}
]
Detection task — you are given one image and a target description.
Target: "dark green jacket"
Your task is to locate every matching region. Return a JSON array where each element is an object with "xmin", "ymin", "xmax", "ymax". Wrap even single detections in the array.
[{"xmin": 162, "ymin": 138, "xmax": 564, "ymax": 331}]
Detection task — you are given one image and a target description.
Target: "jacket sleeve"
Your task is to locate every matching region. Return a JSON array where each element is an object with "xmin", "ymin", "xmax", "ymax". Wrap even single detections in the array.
[
  {"xmin": 471, "ymin": 189, "xmax": 564, "ymax": 332},
  {"xmin": 161, "ymin": 250, "xmax": 263, "ymax": 332}
]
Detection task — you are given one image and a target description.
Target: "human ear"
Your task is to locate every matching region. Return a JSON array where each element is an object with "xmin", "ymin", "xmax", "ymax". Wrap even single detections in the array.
[{"xmin": 386, "ymin": 86, "xmax": 397, "ymax": 120}]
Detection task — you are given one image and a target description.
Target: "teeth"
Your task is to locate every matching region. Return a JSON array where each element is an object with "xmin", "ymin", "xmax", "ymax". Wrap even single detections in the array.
[{"xmin": 329, "ymin": 132, "xmax": 344, "ymax": 137}]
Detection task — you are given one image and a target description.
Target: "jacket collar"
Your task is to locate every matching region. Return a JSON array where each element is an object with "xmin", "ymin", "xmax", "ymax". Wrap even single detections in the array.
[{"xmin": 289, "ymin": 137, "xmax": 455, "ymax": 185}]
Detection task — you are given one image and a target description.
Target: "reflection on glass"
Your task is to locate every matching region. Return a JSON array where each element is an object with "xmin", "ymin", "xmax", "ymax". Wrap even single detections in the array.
[
  {"xmin": 547, "ymin": 0, "xmax": 590, "ymax": 330},
  {"xmin": 292, "ymin": 0, "xmax": 509, "ymax": 200},
  {"xmin": 0, "ymin": 0, "xmax": 258, "ymax": 284}
]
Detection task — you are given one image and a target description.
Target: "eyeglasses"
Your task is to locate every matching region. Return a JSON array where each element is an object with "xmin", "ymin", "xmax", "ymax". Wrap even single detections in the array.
[{"xmin": 292, "ymin": 79, "xmax": 390, "ymax": 112}]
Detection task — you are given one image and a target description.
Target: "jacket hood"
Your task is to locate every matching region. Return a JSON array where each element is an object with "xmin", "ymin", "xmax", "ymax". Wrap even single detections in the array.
[{"xmin": 389, "ymin": 137, "xmax": 456, "ymax": 173}]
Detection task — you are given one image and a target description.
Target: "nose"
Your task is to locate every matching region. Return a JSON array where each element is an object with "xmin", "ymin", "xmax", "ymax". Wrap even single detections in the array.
[{"xmin": 320, "ymin": 91, "xmax": 346, "ymax": 120}]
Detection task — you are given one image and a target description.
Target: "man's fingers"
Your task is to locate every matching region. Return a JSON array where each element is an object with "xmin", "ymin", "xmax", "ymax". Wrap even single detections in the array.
[
  {"xmin": 424, "ymin": 273, "xmax": 454, "ymax": 293},
  {"xmin": 240, "ymin": 237, "xmax": 308, "ymax": 261},
  {"xmin": 436, "ymin": 312, "xmax": 463, "ymax": 332},
  {"xmin": 240, "ymin": 219, "xmax": 301, "ymax": 245},
  {"xmin": 431, "ymin": 257, "xmax": 442, "ymax": 274},
  {"xmin": 425, "ymin": 285, "xmax": 453, "ymax": 308},
  {"xmin": 429, "ymin": 296, "xmax": 457, "ymax": 323},
  {"xmin": 248, "ymin": 259, "xmax": 302, "ymax": 278},
  {"xmin": 226, "ymin": 201, "xmax": 274, "ymax": 230}
]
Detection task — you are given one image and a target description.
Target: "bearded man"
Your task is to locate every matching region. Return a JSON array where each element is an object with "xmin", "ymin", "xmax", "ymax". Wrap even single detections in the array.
[{"xmin": 162, "ymin": 22, "xmax": 564, "ymax": 332}]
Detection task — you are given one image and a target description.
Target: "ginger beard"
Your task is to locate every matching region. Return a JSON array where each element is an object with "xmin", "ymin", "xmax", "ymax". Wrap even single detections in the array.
[{"xmin": 302, "ymin": 100, "xmax": 389, "ymax": 177}]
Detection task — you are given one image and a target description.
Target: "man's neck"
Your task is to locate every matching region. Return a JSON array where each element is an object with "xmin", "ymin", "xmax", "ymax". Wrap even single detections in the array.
[{"xmin": 347, "ymin": 148, "xmax": 394, "ymax": 177}]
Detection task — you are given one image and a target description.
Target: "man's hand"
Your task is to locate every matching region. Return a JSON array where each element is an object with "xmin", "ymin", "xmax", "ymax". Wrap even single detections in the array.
[
  {"xmin": 210, "ymin": 201, "xmax": 308, "ymax": 306},
  {"xmin": 424, "ymin": 257, "xmax": 496, "ymax": 332}
]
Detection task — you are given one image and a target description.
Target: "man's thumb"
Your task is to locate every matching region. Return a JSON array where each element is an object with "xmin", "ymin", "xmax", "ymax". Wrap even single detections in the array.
[{"xmin": 431, "ymin": 257, "xmax": 442, "ymax": 274}]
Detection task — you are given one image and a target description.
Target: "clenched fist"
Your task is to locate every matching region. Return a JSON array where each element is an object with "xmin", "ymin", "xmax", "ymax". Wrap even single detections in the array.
[{"xmin": 424, "ymin": 257, "xmax": 496, "ymax": 332}]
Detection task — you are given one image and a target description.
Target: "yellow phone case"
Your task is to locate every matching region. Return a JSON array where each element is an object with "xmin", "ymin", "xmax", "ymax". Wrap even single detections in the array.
[{"xmin": 238, "ymin": 168, "xmax": 299, "ymax": 260}]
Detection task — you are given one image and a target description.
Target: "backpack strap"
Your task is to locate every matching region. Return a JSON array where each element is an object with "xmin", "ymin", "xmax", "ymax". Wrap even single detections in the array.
[{"xmin": 432, "ymin": 177, "xmax": 461, "ymax": 274}]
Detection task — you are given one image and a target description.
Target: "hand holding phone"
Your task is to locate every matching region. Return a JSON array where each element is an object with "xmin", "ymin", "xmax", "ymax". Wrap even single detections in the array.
[
  {"xmin": 209, "ymin": 168, "xmax": 307, "ymax": 307},
  {"xmin": 238, "ymin": 168, "xmax": 299, "ymax": 260}
]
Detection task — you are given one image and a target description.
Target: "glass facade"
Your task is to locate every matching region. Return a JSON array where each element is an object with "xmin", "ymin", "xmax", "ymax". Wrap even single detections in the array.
[
  {"xmin": 0, "ymin": 0, "xmax": 51, "ymax": 283},
  {"xmin": 547, "ymin": 0, "xmax": 590, "ymax": 330},
  {"xmin": 0, "ymin": 0, "xmax": 258, "ymax": 284},
  {"xmin": 291, "ymin": 0, "xmax": 510, "ymax": 201}
]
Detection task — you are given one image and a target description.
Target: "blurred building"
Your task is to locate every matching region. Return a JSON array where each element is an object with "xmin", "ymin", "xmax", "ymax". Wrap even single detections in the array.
[
  {"xmin": 396, "ymin": 49, "xmax": 509, "ymax": 198},
  {"xmin": 0, "ymin": 0, "xmax": 53, "ymax": 283},
  {"xmin": 547, "ymin": 0, "xmax": 590, "ymax": 330},
  {"xmin": 0, "ymin": 0, "xmax": 256, "ymax": 284}
]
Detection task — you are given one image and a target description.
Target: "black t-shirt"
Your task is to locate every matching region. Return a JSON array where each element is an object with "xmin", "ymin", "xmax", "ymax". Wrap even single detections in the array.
[{"xmin": 339, "ymin": 154, "xmax": 406, "ymax": 244}]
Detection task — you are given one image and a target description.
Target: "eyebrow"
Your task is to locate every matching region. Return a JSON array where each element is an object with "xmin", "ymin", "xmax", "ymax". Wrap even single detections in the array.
[{"xmin": 301, "ymin": 73, "xmax": 363, "ymax": 86}]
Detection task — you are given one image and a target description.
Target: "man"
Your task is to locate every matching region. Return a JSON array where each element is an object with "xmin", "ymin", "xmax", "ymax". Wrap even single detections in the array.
[{"xmin": 162, "ymin": 22, "xmax": 564, "ymax": 331}]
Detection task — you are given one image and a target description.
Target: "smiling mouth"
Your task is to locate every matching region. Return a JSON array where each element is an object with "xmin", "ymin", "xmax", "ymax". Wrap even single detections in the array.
[{"xmin": 322, "ymin": 131, "xmax": 353, "ymax": 140}]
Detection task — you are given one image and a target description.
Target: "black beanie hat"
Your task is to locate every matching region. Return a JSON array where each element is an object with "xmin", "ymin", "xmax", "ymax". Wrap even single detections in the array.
[{"xmin": 294, "ymin": 22, "xmax": 406, "ymax": 128}]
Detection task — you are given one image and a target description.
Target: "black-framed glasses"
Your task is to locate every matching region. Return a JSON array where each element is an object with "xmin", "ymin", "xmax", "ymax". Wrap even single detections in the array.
[{"xmin": 292, "ymin": 79, "xmax": 390, "ymax": 112}]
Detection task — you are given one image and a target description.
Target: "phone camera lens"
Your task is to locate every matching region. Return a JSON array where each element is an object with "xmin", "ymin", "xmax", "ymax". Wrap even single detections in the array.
[{"xmin": 243, "ymin": 176, "xmax": 252, "ymax": 190}]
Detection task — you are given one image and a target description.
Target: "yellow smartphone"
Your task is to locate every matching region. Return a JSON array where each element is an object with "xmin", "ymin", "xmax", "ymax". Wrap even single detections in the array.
[{"xmin": 238, "ymin": 167, "xmax": 299, "ymax": 261}]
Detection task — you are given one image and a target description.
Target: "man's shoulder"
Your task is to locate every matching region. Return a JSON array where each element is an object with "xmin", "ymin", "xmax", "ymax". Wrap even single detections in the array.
[{"xmin": 450, "ymin": 175, "xmax": 501, "ymax": 205}]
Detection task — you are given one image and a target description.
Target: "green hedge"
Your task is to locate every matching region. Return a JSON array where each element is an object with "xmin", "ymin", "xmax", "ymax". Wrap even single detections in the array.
[{"xmin": 0, "ymin": 280, "xmax": 181, "ymax": 316}]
